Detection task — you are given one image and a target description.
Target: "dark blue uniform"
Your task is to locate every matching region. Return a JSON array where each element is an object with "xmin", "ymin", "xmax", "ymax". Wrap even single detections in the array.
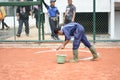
[{"xmin": 61, "ymin": 22, "xmax": 91, "ymax": 50}]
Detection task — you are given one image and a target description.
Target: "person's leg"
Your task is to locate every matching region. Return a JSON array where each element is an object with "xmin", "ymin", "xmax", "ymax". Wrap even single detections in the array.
[
  {"xmin": 70, "ymin": 49, "xmax": 79, "ymax": 62},
  {"xmin": 49, "ymin": 18, "xmax": 56, "ymax": 40},
  {"xmin": 54, "ymin": 20, "xmax": 60, "ymax": 40},
  {"xmin": 89, "ymin": 46, "xmax": 98, "ymax": 60},
  {"xmin": 16, "ymin": 19, "xmax": 23, "ymax": 37},
  {"xmin": 70, "ymin": 31, "xmax": 83, "ymax": 62},
  {"xmin": 81, "ymin": 33, "xmax": 98, "ymax": 60},
  {"xmin": 1, "ymin": 19, "xmax": 4, "ymax": 30},
  {"xmin": 2, "ymin": 18, "xmax": 9, "ymax": 30},
  {"xmin": 24, "ymin": 19, "xmax": 29, "ymax": 36},
  {"xmin": 81, "ymin": 33, "xmax": 91, "ymax": 48},
  {"xmin": 36, "ymin": 17, "xmax": 38, "ymax": 28}
]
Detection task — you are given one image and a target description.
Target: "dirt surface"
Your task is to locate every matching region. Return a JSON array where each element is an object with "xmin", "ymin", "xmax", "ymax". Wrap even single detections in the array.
[{"xmin": 0, "ymin": 48, "xmax": 120, "ymax": 80}]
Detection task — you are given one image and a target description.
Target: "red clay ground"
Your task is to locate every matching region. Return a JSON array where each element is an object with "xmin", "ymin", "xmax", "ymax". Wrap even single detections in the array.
[{"xmin": 0, "ymin": 48, "xmax": 120, "ymax": 80}]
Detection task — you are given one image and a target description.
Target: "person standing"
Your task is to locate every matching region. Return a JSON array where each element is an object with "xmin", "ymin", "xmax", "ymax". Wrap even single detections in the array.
[
  {"xmin": 42, "ymin": 0, "xmax": 60, "ymax": 40},
  {"xmin": 16, "ymin": 0, "xmax": 32, "ymax": 37},
  {"xmin": 33, "ymin": 5, "xmax": 39, "ymax": 28},
  {"xmin": 55, "ymin": 22, "xmax": 99, "ymax": 62},
  {"xmin": 64, "ymin": 0, "xmax": 76, "ymax": 24},
  {"xmin": 33, "ymin": 4, "xmax": 45, "ymax": 29},
  {"xmin": 0, "ymin": 6, "xmax": 10, "ymax": 30}
]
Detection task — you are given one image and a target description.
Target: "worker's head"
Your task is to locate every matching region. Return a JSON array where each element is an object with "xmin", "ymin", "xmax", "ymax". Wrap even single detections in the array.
[
  {"xmin": 50, "ymin": 0, "xmax": 56, "ymax": 6},
  {"xmin": 54, "ymin": 27, "xmax": 63, "ymax": 35},
  {"xmin": 54, "ymin": 23, "xmax": 65, "ymax": 35},
  {"xmin": 68, "ymin": 0, "xmax": 72, "ymax": 5}
]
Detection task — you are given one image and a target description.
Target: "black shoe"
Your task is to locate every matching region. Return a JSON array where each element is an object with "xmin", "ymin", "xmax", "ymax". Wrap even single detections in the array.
[
  {"xmin": 51, "ymin": 36, "xmax": 56, "ymax": 40},
  {"xmin": 16, "ymin": 34, "xmax": 20, "ymax": 37},
  {"xmin": 55, "ymin": 37, "xmax": 60, "ymax": 40},
  {"xmin": 6, "ymin": 27, "xmax": 10, "ymax": 30}
]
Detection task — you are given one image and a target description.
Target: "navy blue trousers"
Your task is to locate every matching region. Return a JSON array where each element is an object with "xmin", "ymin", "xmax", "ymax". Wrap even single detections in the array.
[
  {"xmin": 49, "ymin": 17, "xmax": 58, "ymax": 37},
  {"xmin": 73, "ymin": 26, "xmax": 91, "ymax": 50},
  {"xmin": 17, "ymin": 19, "xmax": 29, "ymax": 35}
]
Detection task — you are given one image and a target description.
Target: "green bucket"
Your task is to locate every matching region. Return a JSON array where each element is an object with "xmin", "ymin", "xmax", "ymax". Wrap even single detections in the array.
[{"xmin": 56, "ymin": 54, "xmax": 67, "ymax": 64}]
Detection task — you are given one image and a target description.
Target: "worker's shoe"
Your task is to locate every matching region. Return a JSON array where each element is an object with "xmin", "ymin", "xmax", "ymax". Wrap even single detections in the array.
[
  {"xmin": 89, "ymin": 46, "xmax": 99, "ymax": 60},
  {"xmin": 70, "ymin": 49, "xmax": 79, "ymax": 62}
]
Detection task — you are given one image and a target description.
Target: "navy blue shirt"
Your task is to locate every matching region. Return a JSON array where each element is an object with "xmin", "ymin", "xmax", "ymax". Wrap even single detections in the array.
[{"xmin": 61, "ymin": 22, "xmax": 84, "ymax": 41}]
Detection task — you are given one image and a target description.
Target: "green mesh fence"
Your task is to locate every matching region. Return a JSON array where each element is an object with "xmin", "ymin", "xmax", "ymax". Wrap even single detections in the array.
[
  {"xmin": 75, "ymin": 13, "xmax": 109, "ymax": 41},
  {"xmin": 0, "ymin": 1, "xmax": 120, "ymax": 43},
  {"xmin": 0, "ymin": 1, "xmax": 44, "ymax": 42},
  {"xmin": 75, "ymin": 13, "xmax": 109, "ymax": 34}
]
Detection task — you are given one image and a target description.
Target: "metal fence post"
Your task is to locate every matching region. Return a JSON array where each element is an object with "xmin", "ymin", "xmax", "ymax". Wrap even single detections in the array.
[
  {"xmin": 13, "ymin": 6, "xmax": 16, "ymax": 41},
  {"xmin": 93, "ymin": 0, "xmax": 96, "ymax": 43},
  {"xmin": 38, "ymin": 0, "xmax": 42, "ymax": 41},
  {"xmin": 41, "ymin": 2, "xmax": 45, "ymax": 40}
]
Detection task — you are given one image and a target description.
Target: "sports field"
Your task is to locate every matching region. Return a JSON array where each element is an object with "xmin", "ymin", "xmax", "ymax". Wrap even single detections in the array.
[{"xmin": 0, "ymin": 42, "xmax": 120, "ymax": 80}]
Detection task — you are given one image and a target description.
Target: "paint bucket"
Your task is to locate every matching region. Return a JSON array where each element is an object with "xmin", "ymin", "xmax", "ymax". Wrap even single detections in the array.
[{"xmin": 56, "ymin": 54, "xmax": 66, "ymax": 64}]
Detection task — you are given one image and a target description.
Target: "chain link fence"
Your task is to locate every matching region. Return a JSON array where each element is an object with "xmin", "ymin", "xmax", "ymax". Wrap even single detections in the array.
[
  {"xmin": 0, "ymin": 1, "xmax": 120, "ymax": 43},
  {"xmin": 75, "ymin": 12, "xmax": 109, "ymax": 41}
]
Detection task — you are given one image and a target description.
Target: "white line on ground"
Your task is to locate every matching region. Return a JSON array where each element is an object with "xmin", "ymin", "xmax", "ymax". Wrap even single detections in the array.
[
  {"xmin": 35, "ymin": 49, "xmax": 90, "ymax": 54},
  {"xmin": 79, "ymin": 53, "xmax": 100, "ymax": 60},
  {"xmin": 79, "ymin": 56, "xmax": 93, "ymax": 60},
  {"xmin": 35, "ymin": 49, "xmax": 100, "ymax": 61}
]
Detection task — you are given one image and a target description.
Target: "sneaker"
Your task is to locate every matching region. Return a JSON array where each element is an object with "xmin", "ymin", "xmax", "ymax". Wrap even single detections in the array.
[
  {"xmin": 16, "ymin": 34, "xmax": 20, "ymax": 37},
  {"xmin": 6, "ymin": 27, "xmax": 10, "ymax": 30},
  {"xmin": 51, "ymin": 36, "xmax": 56, "ymax": 40},
  {"xmin": 55, "ymin": 37, "xmax": 60, "ymax": 40}
]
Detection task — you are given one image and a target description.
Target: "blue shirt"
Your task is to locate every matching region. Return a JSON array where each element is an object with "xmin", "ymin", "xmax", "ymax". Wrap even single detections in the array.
[
  {"xmin": 47, "ymin": 6, "xmax": 59, "ymax": 17},
  {"xmin": 61, "ymin": 22, "xmax": 84, "ymax": 40},
  {"xmin": 43, "ymin": 1, "xmax": 59, "ymax": 17}
]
